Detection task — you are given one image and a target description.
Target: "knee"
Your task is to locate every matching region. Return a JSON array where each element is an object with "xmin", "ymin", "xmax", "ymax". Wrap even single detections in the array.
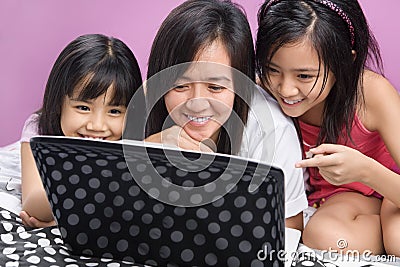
[
  {"xmin": 381, "ymin": 201, "xmax": 400, "ymax": 257},
  {"xmin": 303, "ymin": 215, "xmax": 349, "ymax": 250},
  {"xmin": 382, "ymin": 226, "xmax": 400, "ymax": 257}
]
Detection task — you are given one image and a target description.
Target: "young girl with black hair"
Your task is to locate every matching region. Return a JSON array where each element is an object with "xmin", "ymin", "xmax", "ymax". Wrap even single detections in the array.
[
  {"xmin": 256, "ymin": 0, "xmax": 400, "ymax": 256},
  {"xmin": 20, "ymin": 34, "xmax": 143, "ymax": 228}
]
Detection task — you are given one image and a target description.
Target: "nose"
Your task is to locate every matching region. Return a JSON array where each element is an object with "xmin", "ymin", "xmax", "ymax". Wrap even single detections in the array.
[
  {"xmin": 86, "ymin": 113, "xmax": 107, "ymax": 131},
  {"xmin": 277, "ymin": 77, "xmax": 298, "ymax": 98},
  {"xmin": 185, "ymin": 83, "xmax": 211, "ymax": 112}
]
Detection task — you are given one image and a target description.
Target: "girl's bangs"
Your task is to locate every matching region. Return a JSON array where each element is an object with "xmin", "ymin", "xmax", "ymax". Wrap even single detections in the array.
[{"xmin": 74, "ymin": 67, "xmax": 129, "ymax": 106}]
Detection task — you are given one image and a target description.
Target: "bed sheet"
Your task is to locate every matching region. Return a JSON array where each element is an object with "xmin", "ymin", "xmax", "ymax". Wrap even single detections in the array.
[{"xmin": 0, "ymin": 142, "xmax": 399, "ymax": 267}]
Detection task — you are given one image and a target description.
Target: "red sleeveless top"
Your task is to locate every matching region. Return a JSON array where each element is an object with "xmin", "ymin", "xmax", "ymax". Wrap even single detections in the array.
[{"xmin": 300, "ymin": 115, "xmax": 399, "ymax": 206}]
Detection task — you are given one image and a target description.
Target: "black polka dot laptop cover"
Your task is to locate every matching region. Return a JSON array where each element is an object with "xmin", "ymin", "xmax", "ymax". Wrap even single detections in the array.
[{"xmin": 30, "ymin": 136, "xmax": 285, "ymax": 267}]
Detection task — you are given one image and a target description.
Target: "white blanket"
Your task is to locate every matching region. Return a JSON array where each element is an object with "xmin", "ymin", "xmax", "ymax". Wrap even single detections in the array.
[{"xmin": 0, "ymin": 141, "xmax": 22, "ymax": 214}]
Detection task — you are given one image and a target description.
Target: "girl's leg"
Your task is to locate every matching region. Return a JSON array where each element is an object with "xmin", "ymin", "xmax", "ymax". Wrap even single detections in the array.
[
  {"xmin": 381, "ymin": 198, "xmax": 400, "ymax": 256},
  {"xmin": 303, "ymin": 192, "xmax": 384, "ymax": 255}
]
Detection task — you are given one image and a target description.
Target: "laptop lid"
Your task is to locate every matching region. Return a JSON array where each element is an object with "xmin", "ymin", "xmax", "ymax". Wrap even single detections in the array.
[{"xmin": 31, "ymin": 136, "xmax": 285, "ymax": 266}]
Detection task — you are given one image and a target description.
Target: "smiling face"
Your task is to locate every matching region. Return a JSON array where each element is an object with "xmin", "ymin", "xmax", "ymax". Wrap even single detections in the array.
[
  {"xmin": 265, "ymin": 39, "xmax": 336, "ymax": 125},
  {"xmin": 60, "ymin": 86, "xmax": 127, "ymax": 140},
  {"xmin": 164, "ymin": 40, "xmax": 235, "ymax": 143}
]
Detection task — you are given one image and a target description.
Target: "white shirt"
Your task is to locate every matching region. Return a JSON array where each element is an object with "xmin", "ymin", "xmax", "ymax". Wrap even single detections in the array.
[{"xmin": 239, "ymin": 86, "xmax": 308, "ymax": 218}]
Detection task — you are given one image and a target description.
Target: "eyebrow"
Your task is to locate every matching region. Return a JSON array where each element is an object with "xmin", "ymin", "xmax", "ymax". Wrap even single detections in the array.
[
  {"xmin": 69, "ymin": 98, "xmax": 124, "ymax": 107},
  {"xmin": 69, "ymin": 97, "xmax": 91, "ymax": 103},
  {"xmin": 177, "ymin": 75, "xmax": 232, "ymax": 83},
  {"xmin": 268, "ymin": 62, "xmax": 319, "ymax": 72}
]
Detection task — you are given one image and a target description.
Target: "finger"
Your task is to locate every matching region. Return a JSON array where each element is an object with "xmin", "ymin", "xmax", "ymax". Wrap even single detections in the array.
[
  {"xmin": 295, "ymin": 153, "xmax": 337, "ymax": 168},
  {"xmin": 177, "ymin": 129, "xmax": 205, "ymax": 150},
  {"xmin": 199, "ymin": 141, "xmax": 215, "ymax": 153},
  {"xmin": 28, "ymin": 217, "xmax": 39, "ymax": 228},
  {"xmin": 169, "ymin": 130, "xmax": 201, "ymax": 151},
  {"xmin": 29, "ymin": 217, "xmax": 56, "ymax": 228},
  {"xmin": 20, "ymin": 216, "xmax": 30, "ymax": 227},
  {"xmin": 19, "ymin": 211, "xmax": 31, "ymax": 226},
  {"xmin": 180, "ymin": 124, "xmax": 204, "ymax": 143},
  {"xmin": 310, "ymin": 143, "xmax": 345, "ymax": 155},
  {"xmin": 200, "ymin": 138, "xmax": 217, "ymax": 152}
]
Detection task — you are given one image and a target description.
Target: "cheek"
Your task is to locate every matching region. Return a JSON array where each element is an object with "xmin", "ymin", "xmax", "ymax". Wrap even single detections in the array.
[
  {"xmin": 60, "ymin": 110, "xmax": 70, "ymax": 134},
  {"xmin": 110, "ymin": 118, "xmax": 125, "ymax": 134},
  {"xmin": 222, "ymin": 91, "xmax": 235, "ymax": 111},
  {"xmin": 266, "ymin": 77, "xmax": 279, "ymax": 91},
  {"xmin": 164, "ymin": 92, "xmax": 184, "ymax": 114},
  {"xmin": 213, "ymin": 92, "xmax": 235, "ymax": 118}
]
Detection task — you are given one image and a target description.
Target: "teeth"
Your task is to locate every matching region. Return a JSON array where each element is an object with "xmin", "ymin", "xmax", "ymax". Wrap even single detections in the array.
[
  {"xmin": 283, "ymin": 99, "xmax": 303, "ymax": 105},
  {"xmin": 83, "ymin": 136, "xmax": 104, "ymax": 140},
  {"xmin": 187, "ymin": 115, "xmax": 211, "ymax": 123}
]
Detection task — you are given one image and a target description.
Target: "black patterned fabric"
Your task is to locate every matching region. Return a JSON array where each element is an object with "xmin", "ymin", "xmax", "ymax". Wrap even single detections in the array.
[{"xmin": 0, "ymin": 208, "xmax": 143, "ymax": 266}]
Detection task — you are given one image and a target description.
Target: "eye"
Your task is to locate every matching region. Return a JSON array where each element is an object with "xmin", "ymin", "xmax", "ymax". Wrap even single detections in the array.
[
  {"xmin": 266, "ymin": 66, "xmax": 279, "ymax": 75},
  {"xmin": 109, "ymin": 106, "xmax": 126, "ymax": 115},
  {"xmin": 109, "ymin": 109, "xmax": 122, "ymax": 114},
  {"xmin": 298, "ymin": 74, "xmax": 311, "ymax": 79},
  {"xmin": 173, "ymin": 85, "xmax": 189, "ymax": 92},
  {"xmin": 208, "ymin": 85, "xmax": 225, "ymax": 92},
  {"xmin": 298, "ymin": 74, "xmax": 316, "ymax": 81},
  {"xmin": 76, "ymin": 105, "xmax": 90, "ymax": 111}
]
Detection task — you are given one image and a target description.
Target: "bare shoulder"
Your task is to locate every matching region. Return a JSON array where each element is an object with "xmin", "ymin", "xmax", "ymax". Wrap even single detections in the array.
[
  {"xmin": 361, "ymin": 70, "xmax": 400, "ymax": 131},
  {"xmin": 362, "ymin": 70, "xmax": 397, "ymax": 97}
]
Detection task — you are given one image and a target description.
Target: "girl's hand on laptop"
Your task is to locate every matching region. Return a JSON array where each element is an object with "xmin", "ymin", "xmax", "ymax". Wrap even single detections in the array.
[
  {"xmin": 145, "ymin": 125, "xmax": 214, "ymax": 152},
  {"xmin": 20, "ymin": 210, "xmax": 57, "ymax": 228}
]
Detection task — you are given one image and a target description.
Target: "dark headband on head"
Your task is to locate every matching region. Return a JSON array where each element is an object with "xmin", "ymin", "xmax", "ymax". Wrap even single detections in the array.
[{"xmin": 263, "ymin": 0, "xmax": 355, "ymax": 47}]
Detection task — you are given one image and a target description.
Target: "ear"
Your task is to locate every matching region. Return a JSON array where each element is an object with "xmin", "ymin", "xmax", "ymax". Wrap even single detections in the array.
[{"xmin": 351, "ymin": 50, "xmax": 357, "ymax": 61}]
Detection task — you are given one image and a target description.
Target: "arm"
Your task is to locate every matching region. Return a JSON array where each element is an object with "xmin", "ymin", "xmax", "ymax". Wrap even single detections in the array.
[
  {"xmin": 245, "ymin": 88, "xmax": 308, "ymax": 230},
  {"xmin": 274, "ymin": 122, "xmax": 307, "ymax": 231},
  {"xmin": 286, "ymin": 212, "xmax": 303, "ymax": 231},
  {"xmin": 21, "ymin": 141, "xmax": 55, "ymax": 226},
  {"xmin": 296, "ymin": 71, "xmax": 400, "ymax": 207},
  {"xmin": 360, "ymin": 71, "xmax": 400, "ymax": 207}
]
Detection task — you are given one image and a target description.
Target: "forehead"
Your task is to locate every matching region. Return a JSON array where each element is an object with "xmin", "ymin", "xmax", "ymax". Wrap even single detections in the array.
[
  {"xmin": 70, "ymin": 84, "xmax": 116, "ymax": 101},
  {"xmin": 195, "ymin": 40, "xmax": 231, "ymax": 66},
  {"xmin": 176, "ymin": 62, "xmax": 234, "ymax": 88},
  {"xmin": 271, "ymin": 39, "xmax": 321, "ymax": 68}
]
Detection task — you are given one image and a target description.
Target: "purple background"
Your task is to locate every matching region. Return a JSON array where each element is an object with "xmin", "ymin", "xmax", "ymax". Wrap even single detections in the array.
[{"xmin": 1, "ymin": 0, "xmax": 398, "ymax": 147}]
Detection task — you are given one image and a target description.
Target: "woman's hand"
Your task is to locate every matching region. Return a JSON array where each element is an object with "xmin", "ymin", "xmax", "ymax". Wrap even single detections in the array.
[
  {"xmin": 145, "ymin": 125, "xmax": 215, "ymax": 152},
  {"xmin": 295, "ymin": 144, "xmax": 373, "ymax": 185},
  {"xmin": 20, "ymin": 210, "xmax": 57, "ymax": 228}
]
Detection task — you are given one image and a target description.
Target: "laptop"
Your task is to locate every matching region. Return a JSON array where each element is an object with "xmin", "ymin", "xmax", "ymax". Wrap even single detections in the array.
[{"xmin": 30, "ymin": 136, "xmax": 285, "ymax": 266}]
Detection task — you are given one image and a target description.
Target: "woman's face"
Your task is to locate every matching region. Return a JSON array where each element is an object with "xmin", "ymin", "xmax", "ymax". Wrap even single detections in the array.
[
  {"xmin": 164, "ymin": 40, "xmax": 235, "ymax": 143},
  {"xmin": 265, "ymin": 39, "xmax": 336, "ymax": 125}
]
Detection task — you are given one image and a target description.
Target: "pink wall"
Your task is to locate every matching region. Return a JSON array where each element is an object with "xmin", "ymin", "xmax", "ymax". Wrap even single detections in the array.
[{"xmin": 0, "ymin": 0, "xmax": 398, "ymax": 147}]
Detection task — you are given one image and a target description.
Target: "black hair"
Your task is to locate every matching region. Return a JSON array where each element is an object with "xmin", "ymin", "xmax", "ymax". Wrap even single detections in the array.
[
  {"xmin": 38, "ymin": 33, "xmax": 142, "ymax": 136},
  {"xmin": 146, "ymin": 0, "xmax": 255, "ymax": 155},
  {"xmin": 256, "ymin": 0, "xmax": 383, "ymax": 144}
]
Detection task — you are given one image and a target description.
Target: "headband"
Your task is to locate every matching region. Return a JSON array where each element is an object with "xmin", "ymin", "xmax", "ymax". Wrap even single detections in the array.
[{"xmin": 263, "ymin": 0, "xmax": 355, "ymax": 47}]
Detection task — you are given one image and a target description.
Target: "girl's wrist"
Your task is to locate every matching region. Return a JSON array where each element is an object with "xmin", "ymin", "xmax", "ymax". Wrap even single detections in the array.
[{"xmin": 359, "ymin": 156, "xmax": 381, "ymax": 187}]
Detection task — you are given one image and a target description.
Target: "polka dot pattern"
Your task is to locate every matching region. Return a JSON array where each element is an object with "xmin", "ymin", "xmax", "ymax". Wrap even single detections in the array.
[
  {"xmin": 29, "ymin": 137, "xmax": 286, "ymax": 266},
  {"xmin": 0, "ymin": 208, "xmax": 143, "ymax": 266}
]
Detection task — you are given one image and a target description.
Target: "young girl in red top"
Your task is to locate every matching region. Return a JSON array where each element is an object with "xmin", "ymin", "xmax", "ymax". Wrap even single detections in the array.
[{"xmin": 256, "ymin": 0, "xmax": 400, "ymax": 256}]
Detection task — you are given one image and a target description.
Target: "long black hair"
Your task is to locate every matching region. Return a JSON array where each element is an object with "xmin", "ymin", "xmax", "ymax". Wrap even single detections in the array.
[
  {"xmin": 146, "ymin": 0, "xmax": 255, "ymax": 155},
  {"xmin": 256, "ymin": 0, "xmax": 383, "ymax": 144},
  {"xmin": 38, "ymin": 33, "xmax": 142, "ymax": 136}
]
